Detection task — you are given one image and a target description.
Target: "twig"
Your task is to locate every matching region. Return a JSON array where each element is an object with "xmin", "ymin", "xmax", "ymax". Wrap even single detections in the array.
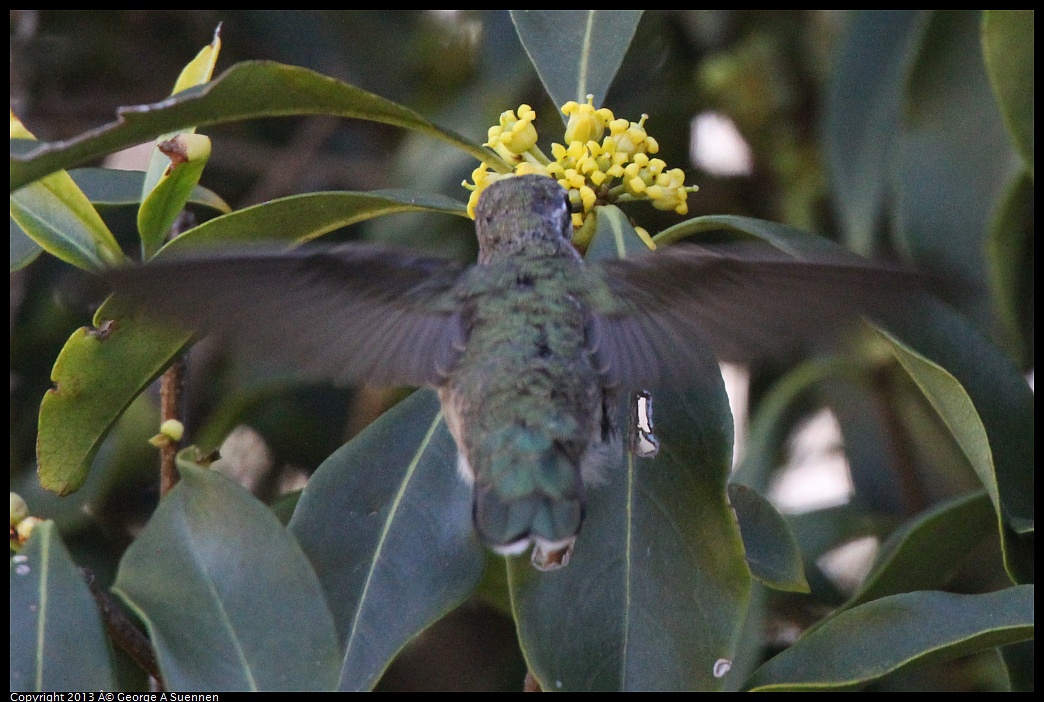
[
  {"xmin": 158, "ymin": 357, "xmax": 184, "ymax": 496},
  {"xmin": 82, "ymin": 567, "xmax": 164, "ymax": 686}
]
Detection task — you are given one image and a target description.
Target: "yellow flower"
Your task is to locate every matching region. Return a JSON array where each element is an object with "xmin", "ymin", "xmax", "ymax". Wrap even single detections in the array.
[
  {"xmin": 486, "ymin": 105, "xmax": 539, "ymax": 161},
  {"xmin": 562, "ymin": 95, "xmax": 614, "ymax": 144},
  {"xmin": 463, "ymin": 101, "xmax": 697, "ymax": 234}
]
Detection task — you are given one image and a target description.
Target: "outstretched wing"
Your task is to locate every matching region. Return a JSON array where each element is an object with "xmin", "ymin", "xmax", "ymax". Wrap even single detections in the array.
[
  {"xmin": 584, "ymin": 241, "xmax": 918, "ymax": 388},
  {"xmin": 106, "ymin": 243, "xmax": 470, "ymax": 388}
]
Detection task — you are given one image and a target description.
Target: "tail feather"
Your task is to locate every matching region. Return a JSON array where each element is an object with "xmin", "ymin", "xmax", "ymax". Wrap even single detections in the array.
[{"xmin": 472, "ymin": 427, "xmax": 584, "ymax": 551}]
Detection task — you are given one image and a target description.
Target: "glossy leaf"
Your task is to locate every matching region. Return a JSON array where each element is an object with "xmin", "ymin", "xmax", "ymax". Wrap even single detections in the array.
[
  {"xmin": 10, "ymin": 215, "xmax": 41, "ymax": 270},
  {"xmin": 68, "ymin": 167, "xmax": 229, "ymax": 212},
  {"xmin": 845, "ymin": 491, "xmax": 998, "ymax": 610},
  {"xmin": 10, "ymin": 60, "xmax": 506, "ymax": 191},
  {"xmin": 112, "ymin": 463, "xmax": 341, "ymax": 691},
  {"xmin": 745, "ymin": 586, "xmax": 1035, "ymax": 691},
  {"xmin": 289, "ymin": 389, "xmax": 486, "ymax": 691},
  {"xmin": 730, "ymin": 357, "xmax": 856, "ymax": 491},
  {"xmin": 876, "ymin": 328, "xmax": 1032, "ymax": 581},
  {"xmin": 137, "ymin": 133, "xmax": 212, "ymax": 258},
  {"xmin": 510, "ymin": 10, "xmax": 643, "ymax": 115},
  {"xmin": 36, "ymin": 190, "xmax": 465, "ymax": 496},
  {"xmin": 893, "ymin": 10, "xmax": 1021, "ymax": 329},
  {"xmin": 985, "ymin": 170, "xmax": 1033, "ymax": 367},
  {"xmin": 729, "ymin": 483, "xmax": 809, "ymax": 593},
  {"xmin": 141, "ymin": 25, "xmax": 222, "ymax": 200},
  {"xmin": 509, "ymin": 209, "xmax": 749, "ymax": 691},
  {"xmin": 10, "ymin": 521, "xmax": 117, "ymax": 691},
  {"xmin": 654, "ymin": 213, "xmax": 1034, "ymax": 581},
  {"xmin": 139, "ymin": 29, "xmax": 221, "ymax": 257},
  {"xmin": 158, "ymin": 189, "xmax": 468, "ymax": 255},
  {"xmin": 10, "ymin": 114, "xmax": 125, "ymax": 271},
  {"xmin": 823, "ymin": 10, "xmax": 929, "ymax": 256},
  {"xmin": 981, "ymin": 10, "xmax": 1034, "ymax": 174}
]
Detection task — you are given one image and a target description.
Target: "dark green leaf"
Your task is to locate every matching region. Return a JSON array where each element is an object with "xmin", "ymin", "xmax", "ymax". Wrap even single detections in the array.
[
  {"xmin": 510, "ymin": 10, "xmax": 643, "ymax": 115},
  {"xmin": 745, "ymin": 586, "xmax": 1035, "ymax": 690},
  {"xmin": 731, "ymin": 357, "xmax": 856, "ymax": 491},
  {"xmin": 1001, "ymin": 640, "xmax": 1035, "ymax": 692},
  {"xmin": 787, "ymin": 504, "xmax": 895, "ymax": 564},
  {"xmin": 845, "ymin": 492, "xmax": 998, "ymax": 609},
  {"xmin": 509, "ymin": 211, "xmax": 748, "ymax": 691},
  {"xmin": 585, "ymin": 204, "xmax": 653, "ymax": 259},
  {"xmin": 876, "ymin": 328, "xmax": 1032, "ymax": 582},
  {"xmin": 893, "ymin": 10, "xmax": 1022, "ymax": 330},
  {"xmin": 981, "ymin": 10, "xmax": 1034, "ymax": 175},
  {"xmin": 653, "ymin": 213, "xmax": 1034, "ymax": 582},
  {"xmin": 985, "ymin": 170, "xmax": 1033, "ymax": 368},
  {"xmin": 10, "ymin": 216, "xmax": 42, "ymax": 271},
  {"xmin": 68, "ymin": 168, "xmax": 230, "ymax": 212},
  {"xmin": 288, "ymin": 390, "xmax": 486, "ymax": 691},
  {"xmin": 112, "ymin": 463, "xmax": 341, "ymax": 691},
  {"xmin": 11, "ymin": 61, "xmax": 506, "ymax": 191},
  {"xmin": 158, "ymin": 189, "xmax": 468, "ymax": 255},
  {"xmin": 509, "ymin": 381, "xmax": 749, "ymax": 691},
  {"xmin": 10, "ymin": 521, "xmax": 117, "ymax": 691},
  {"xmin": 824, "ymin": 10, "xmax": 929, "ymax": 255},
  {"xmin": 729, "ymin": 484, "xmax": 809, "ymax": 593}
]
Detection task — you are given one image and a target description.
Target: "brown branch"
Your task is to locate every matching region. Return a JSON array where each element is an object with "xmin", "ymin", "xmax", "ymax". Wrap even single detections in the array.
[
  {"xmin": 158, "ymin": 356, "xmax": 184, "ymax": 496},
  {"xmin": 82, "ymin": 567, "xmax": 164, "ymax": 686}
]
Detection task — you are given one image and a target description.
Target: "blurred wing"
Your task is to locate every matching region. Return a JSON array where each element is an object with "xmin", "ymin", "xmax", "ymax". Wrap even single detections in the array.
[
  {"xmin": 585, "ymin": 241, "xmax": 918, "ymax": 388},
  {"xmin": 106, "ymin": 243, "xmax": 469, "ymax": 387}
]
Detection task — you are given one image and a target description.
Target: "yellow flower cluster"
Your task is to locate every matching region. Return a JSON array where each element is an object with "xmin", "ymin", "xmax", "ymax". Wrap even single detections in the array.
[{"xmin": 464, "ymin": 97, "xmax": 696, "ymax": 233}]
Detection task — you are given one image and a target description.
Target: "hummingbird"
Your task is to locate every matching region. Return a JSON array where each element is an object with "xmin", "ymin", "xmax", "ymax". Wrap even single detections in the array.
[{"xmin": 107, "ymin": 174, "xmax": 911, "ymax": 569}]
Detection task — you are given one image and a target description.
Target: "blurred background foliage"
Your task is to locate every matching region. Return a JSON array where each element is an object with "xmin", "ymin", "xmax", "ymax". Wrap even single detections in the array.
[{"xmin": 10, "ymin": 10, "xmax": 1032, "ymax": 691}]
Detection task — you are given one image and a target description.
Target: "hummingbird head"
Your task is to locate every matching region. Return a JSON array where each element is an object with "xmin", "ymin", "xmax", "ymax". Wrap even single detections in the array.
[{"xmin": 473, "ymin": 174, "xmax": 576, "ymax": 264}]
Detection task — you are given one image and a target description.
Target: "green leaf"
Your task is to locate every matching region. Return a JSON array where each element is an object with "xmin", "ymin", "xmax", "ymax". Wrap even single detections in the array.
[
  {"xmin": 288, "ymin": 389, "xmax": 486, "ymax": 691},
  {"xmin": 745, "ymin": 586, "xmax": 1035, "ymax": 691},
  {"xmin": 138, "ymin": 29, "xmax": 222, "ymax": 257},
  {"xmin": 10, "ymin": 521, "xmax": 117, "ymax": 691},
  {"xmin": 729, "ymin": 484, "xmax": 809, "ymax": 593},
  {"xmin": 37, "ymin": 303, "xmax": 190, "ymax": 496},
  {"xmin": 158, "ymin": 189, "xmax": 468, "ymax": 255},
  {"xmin": 11, "ymin": 61, "xmax": 506, "ymax": 191},
  {"xmin": 652, "ymin": 213, "xmax": 1034, "ymax": 582},
  {"xmin": 36, "ymin": 189, "xmax": 465, "ymax": 496},
  {"xmin": 508, "ymin": 211, "xmax": 748, "ymax": 691},
  {"xmin": 985, "ymin": 170, "xmax": 1033, "ymax": 367},
  {"xmin": 510, "ymin": 10, "xmax": 643, "ymax": 115},
  {"xmin": 981, "ymin": 10, "xmax": 1034, "ymax": 175},
  {"xmin": 112, "ymin": 463, "xmax": 341, "ymax": 692},
  {"xmin": 875, "ymin": 328, "xmax": 1032, "ymax": 581},
  {"xmin": 10, "ymin": 182, "xmax": 126, "ymax": 271},
  {"xmin": 509, "ymin": 381, "xmax": 749, "ymax": 691},
  {"xmin": 68, "ymin": 168, "xmax": 229, "ymax": 212},
  {"xmin": 731, "ymin": 357, "xmax": 856, "ymax": 491},
  {"xmin": 824, "ymin": 10, "xmax": 930, "ymax": 256},
  {"xmin": 138, "ymin": 133, "xmax": 212, "ymax": 258},
  {"xmin": 893, "ymin": 10, "xmax": 1022, "ymax": 330},
  {"xmin": 10, "ymin": 215, "xmax": 42, "ymax": 271},
  {"xmin": 585, "ymin": 203, "xmax": 653, "ymax": 259},
  {"xmin": 10, "ymin": 113, "xmax": 126, "ymax": 271},
  {"xmin": 845, "ymin": 492, "xmax": 998, "ymax": 610},
  {"xmin": 141, "ymin": 25, "xmax": 222, "ymax": 200}
]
